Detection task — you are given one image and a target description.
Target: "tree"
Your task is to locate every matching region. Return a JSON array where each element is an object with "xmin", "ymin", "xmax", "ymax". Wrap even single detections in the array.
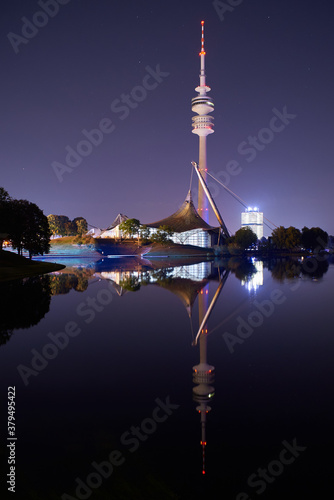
[
  {"xmin": 47, "ymin": 214, "xmax": 59, "ymax": 236},
  {"xmin": 0, "ymin": 187, "xmax": 11, "ymax": 203},
  {"xmin": 63, "ymin": 220, "xmax": 76, "ymax": 236},
  {"xmin": 285, "ymin": 226, "xmax": 301, "ymax": 251},
  {"xmin": 271, "ymin": 226, "xmax": 287, "ymax": 249},
  {"xmin": 73, "ymin": 217, "xmax": 88, "ymax": 236},
  {"xmin": 47, "ymin": 215, "xmax": 87, "ymax": 236},
  {"xmin": 0, "ymin": 188, "xmax": 12, "ymax": 249},
  {"xmin": 150, "ymin": 225, "xmax": 173, "ymax": 244},
  {"xmin": 272, "ymin": 226, "xmax": 301, "ymax": 251},
  {"xmin": 119, "ymin": 218, "xmax": 140, "ymax": 239},
  {"xmin": 47, "ymin": 215, "xmax": 71, "ymax": 236},
  {"xmin": 10, "ymin": 200, "xmax": 50, "ymax": 258},
  {"xmin": 301, "ymin": 227, "xmax": 328, "ymax": 252},
  {"xmin": 1, "ymin": 188, "xmax": 50, "ymax": 258},
  {"xmin": 23, "ymin": 202, "xmax": 51, "ymax": 258},
  {"xmin": 8, "ymin": 199, "xmax": 27, "ymax": 255},
  {"xmin": 233, "ymin": 227, "xmax": 257, "ymax": 250}
]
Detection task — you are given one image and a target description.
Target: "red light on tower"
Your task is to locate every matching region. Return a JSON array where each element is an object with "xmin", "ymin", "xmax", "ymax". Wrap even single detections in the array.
[{"xmin": 199, "ymin": 20, "xmax": 206, "ymax": 55}]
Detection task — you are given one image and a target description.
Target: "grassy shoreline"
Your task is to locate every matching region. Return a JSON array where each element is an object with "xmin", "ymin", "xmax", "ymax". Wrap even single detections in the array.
[
  {"xmin": 51, "ymin": 235, "xmax": 95, "ymax": 245},
  {"xmin": 0, "ymin": 250, "xmax": 65, "ymax": 282}
]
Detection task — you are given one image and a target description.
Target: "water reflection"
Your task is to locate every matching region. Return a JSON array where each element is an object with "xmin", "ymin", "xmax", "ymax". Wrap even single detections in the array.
[
  {"xmin": 49, "ymin": 267, "xmax": 95, "ymax": 294},
  {"xmin": 192, "ymin": 268, "xmax": 229, "ymax": 475},
  {"xmin": 226, "ymin": 257, "xmax": 258, "ymax": 286},
  {"xmin": 95, "ymin": 257, "xmax": 231, "ymax": 475},
  {"xmin": 0, "ymin": 254, "xmax": 332, "ymax": 484},
  {"xmin": 80, "ymin": 254, "xmax": 331, "ymax": 476},
  {"xmin": 0, "ymin": 276, "xmax": 51, "ymax": 345},
  {"xmin": 241, "ymin": 259, "xmax": 263, "ymax": 292},
  {"xmin": 265, "ymin": 255, "xmax": 329, "ymax": 282},
  {"xmin": 94, "ymin": 258, "xmax": 216, "ymax": 310},
  {"xmin": 1, "ymin": 255, "xmax": 329, "ymax": 348}
]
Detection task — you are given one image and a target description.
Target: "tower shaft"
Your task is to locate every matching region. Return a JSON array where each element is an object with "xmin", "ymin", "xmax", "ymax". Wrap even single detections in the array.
[
  {"xmin": 198, "ymin": 137, "xmax": 209, "ymax": 220},
  {"xmin": 191, "ymin": 21, "xmax": 214, "ymax": 224}
]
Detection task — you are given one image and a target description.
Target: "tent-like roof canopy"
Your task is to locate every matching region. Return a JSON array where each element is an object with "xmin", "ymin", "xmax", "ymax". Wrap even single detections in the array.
[
  {"xmin": 106, "ymin": 213, "xmax": 128, "ymax": 231},
  {"xmin": 145, "ymin": 191, "xmax": 218, "ymax": 233}
]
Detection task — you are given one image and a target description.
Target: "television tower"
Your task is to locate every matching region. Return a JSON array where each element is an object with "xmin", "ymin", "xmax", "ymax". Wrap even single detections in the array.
[{"xmin": 192, "ymin": 21, "xmax": 214, "ymax": 223}]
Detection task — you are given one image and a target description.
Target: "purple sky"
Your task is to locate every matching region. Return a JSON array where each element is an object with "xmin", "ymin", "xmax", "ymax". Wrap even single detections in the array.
[{"xmin": 1, "ymin": 0, "xmax": 333, "ymax": 237}]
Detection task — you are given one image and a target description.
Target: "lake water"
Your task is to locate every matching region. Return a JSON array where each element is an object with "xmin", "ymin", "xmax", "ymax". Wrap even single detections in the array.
[{"xmin": 1, "ymin": 254, "xmax": 333, "ymax": 499}]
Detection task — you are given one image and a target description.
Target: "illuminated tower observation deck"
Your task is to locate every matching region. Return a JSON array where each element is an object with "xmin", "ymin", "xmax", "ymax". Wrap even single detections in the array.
[{"xmin": 192, "ymin": 21, "xmax": 214, "ymax": 223}]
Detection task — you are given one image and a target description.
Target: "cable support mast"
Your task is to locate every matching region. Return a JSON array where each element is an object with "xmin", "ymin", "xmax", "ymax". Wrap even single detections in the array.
[{"xmin": 191, "ymin": 161, "xmax": 230, "ymax": 238}]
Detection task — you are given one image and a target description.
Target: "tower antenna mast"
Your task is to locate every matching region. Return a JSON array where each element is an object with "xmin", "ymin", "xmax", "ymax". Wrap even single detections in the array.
[{"xmin": 191, "ymin": 21, "xmax": 214, "ymax": 223}]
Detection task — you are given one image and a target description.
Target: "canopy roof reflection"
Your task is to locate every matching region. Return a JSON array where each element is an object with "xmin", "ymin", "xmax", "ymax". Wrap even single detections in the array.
[
  {"xmin": 153, "ymin": 277, "xmax": 208, "ymax": 317},
  {"xmin": 93, "ymin": 257, "xmax": 221, "ymax": 316}
]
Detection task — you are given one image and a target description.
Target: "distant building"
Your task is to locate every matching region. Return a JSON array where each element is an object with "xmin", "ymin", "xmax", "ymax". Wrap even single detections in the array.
[{"xmin": 241, "ymin": 207, "xmax": 263, "ymax": 240}]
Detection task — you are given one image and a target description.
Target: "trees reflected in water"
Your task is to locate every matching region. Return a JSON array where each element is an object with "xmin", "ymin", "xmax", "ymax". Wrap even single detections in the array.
[
  {"xmin": 227, "ymin": 256, "xmax": 330, "ymax": 285},
  {"xmin": 226, "ymin": 257, "xmax": 257, "ymax": 282},
  {"xmin": 266, "ymin": 256, "xmax": 329, "ymax": 282},
  {"xmin": 0, "ymin": 276, "xmax": 51, "ymax": 345},
  {"xmin": 0, "ymin": 256, "xmax": 331, "ymax": 345},
  {"xmin": 0, "ymin": 268, "xmax": 94, "ymax": 345},
  {"xmin": 49, "ymin": 268, "xmax": 93, "ymax": 294}
]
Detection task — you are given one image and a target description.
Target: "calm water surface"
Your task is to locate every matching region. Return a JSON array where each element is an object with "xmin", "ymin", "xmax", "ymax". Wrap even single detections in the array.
[{"xmin": 0, "ymin": 255, "xmax": 333, "ymax": 499}]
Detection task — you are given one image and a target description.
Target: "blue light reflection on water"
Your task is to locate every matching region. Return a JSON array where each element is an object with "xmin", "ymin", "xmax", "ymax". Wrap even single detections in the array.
[{"xmin": 0, "ymin": 256, "xmax": 333, "ymax": 498}]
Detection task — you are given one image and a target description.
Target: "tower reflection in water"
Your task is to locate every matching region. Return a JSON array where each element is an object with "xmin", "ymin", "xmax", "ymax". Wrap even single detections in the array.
[
  {"xmin": 192, "ymin": 267, "xmax": 229, "ymax": 475},
  {"xmin": 94, "ymin": 257, "xmax": 229, "ymax": 475}
]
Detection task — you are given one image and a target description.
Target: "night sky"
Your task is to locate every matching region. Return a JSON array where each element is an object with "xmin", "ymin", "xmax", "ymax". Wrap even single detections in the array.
[{"xmin": 1, "ymin": 0, "xmax": 333, "ymax": 237}]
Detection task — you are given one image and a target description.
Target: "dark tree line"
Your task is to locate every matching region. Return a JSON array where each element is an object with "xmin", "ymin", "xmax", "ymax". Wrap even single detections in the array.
[
  {"xmin": 225, "ymin": 225, "xmax": 331, "ymax": 254},
  {"xmin": 270, "ymin": 225, "xmax": 329, "ymax": 252},
  {"xmin": 0, "ymin": 187, "xmax": 50, "ymax": 258}
]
